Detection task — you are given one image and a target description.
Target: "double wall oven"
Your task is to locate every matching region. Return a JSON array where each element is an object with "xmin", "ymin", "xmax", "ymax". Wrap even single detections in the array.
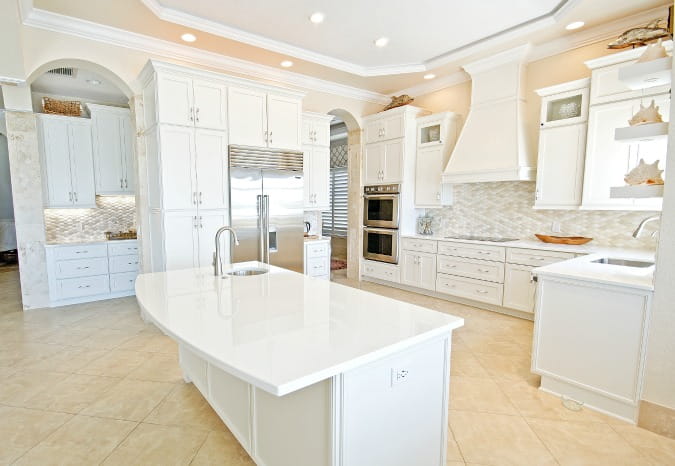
[{"xmin": 363, "ymin": 184, "xmax": 400, "ymax": 264}]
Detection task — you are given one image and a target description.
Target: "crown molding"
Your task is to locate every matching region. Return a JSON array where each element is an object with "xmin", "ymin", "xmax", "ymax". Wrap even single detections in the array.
[
  {"xmin": 0, "ymin": 76, "xmax": 25, "ymax": 86},
  {"xmin": 393, "ymin": 71, "xmax": 471, "ymax": 99},
  {"xmin": 463, "ymin": 44, "xmax": 532, "ymax": 74},
  {"xmin": 20, "ymin": 5, "xmax": 390, "ymax": 104}
]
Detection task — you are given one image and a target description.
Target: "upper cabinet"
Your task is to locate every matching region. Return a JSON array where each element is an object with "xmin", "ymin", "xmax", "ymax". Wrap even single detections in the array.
[
  {"xmin": 302, "ymin": 113, "xmax": 331, "ymax": 146},
  {"xmin": 228, "ymin": 87, "xmax": 302, "ymax": 151},
  {"xmin": 365, "ymin": 112, "xmax": 406, "ymax": 144},
  {"xmin": 88, "ymin": 104, "xmax": 135, "ymax": 195},
  {"xmin": 364, "ymin": 139, "xmax": 403, "ymax": 185},
  {"xmin": 302, "ymin": 112, "xmax": 333, "ymax": 210},
  {"xmin": 156, "ymin": 74, "xmax": 227, "ymax": 130},
  {"xmin": 38, "ymin": 114, "xmax": 96, "ymax": 208}
]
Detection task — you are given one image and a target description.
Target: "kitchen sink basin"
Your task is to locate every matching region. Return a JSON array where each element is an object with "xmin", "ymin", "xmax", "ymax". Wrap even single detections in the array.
[
  {"xmin": 591, "ymin": 258, "xmax": 654, "ymax": 268},
  {"xmin": 226, "ymin": 267, "xmax": 268, "ymax": 276}
]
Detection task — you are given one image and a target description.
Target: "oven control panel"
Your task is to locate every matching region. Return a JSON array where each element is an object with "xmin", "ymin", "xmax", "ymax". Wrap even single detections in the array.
[{"xmin": 364, "ymin": 184, "xmax": 400, "ymax": 194}]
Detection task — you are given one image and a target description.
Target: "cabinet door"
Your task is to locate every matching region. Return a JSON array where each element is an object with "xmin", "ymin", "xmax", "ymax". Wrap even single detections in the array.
[
  {"xmin": 364, "ymin": 120, "xmax": 382, "ymax": 144},
  {"xmin": 164, "ymin": 212, "xmax": 198, "ymax": 271},
  {"xmin": 301, "ymin": 119, "xmax": 315, "ymax": 146},
  {"xmin": 267, "ymin": 94, "xmax": 302, "ymax": 150},
  {"xmin": 197, "ymin": 210, "xmax": 230, "ymax": 268},
  {"xmin": 313, "ymin": 119, "xmax": 331, "ymax": 147},
  {"xmin": 157, "ymin": 74, "xmax": 194, "ymax": 127},
  {"xmin": 400, "ymin": 251, "xmax": 420, "ymax": 287},
  {"xmin": 415, "ymin": 146, "xmax": 443, "ymax": 207},
  {"xmin": 120, "ymin": 114, "xmax": 136, "ymax": 193},
  {"xmin": 91, "ymin": 111, "xmax": 125, "ymax": 194},
  {"xmin": 382, "ymin": 139, "xmax": 403, "ymax": 183},
  {"xmin": 382, "ymin": 114, "xmax": 405, "ymax": 141},
  {"xmin": 303, "ymin": 145, "xmax": 313, "ymax": 208},
  {"xmin": 194, "ymin": 129, "xmax": 229, "ymax": 210},
  {"xmin": 68, "ymin": 121, "xmax": 96, "ymax": 207},
  {"xmin": 159, "ymin": 126, "xmax": 197, "ymax": 210},
  {"xmin": 535, "ymin": 124, "xmax": 586, "ymax": 208},
  {"xmin": 228, "ymin": 87, "xmax": 267, "ymax": 147},
  {"xmin": 363, "ymin": 143, "xmax": 384, "ymax": 184},
  {"xmin": 40, "ymin": 117, "xmax": 74, "ymax": 207},
  {"xmin": 503, "ymin": 264, "xmax": 535, "ymax": 313},
  {"xmin": 192, "ymin": 79, "xmax": 228, "ymax": 131},
  {"xmin": 417, "ymin": 252, "xmax": 437, "ymax": 291},
  {"xmin": 312, "ymin": 146, "xmax": 331, "ymax": 210}
]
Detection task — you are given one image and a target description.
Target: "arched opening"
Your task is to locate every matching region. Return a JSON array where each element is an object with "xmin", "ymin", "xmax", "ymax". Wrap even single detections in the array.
[{"xmin": 326, "ymin": 109, "xmax": 361, "ymax": 282}]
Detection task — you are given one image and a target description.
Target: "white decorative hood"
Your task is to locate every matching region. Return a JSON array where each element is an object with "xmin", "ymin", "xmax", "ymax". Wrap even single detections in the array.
[{"xmin": 443, "ymin": 45, "xmax": 535, "ymax": 184}]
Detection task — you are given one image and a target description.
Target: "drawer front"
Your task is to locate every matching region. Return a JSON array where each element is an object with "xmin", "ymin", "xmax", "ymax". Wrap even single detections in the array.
[
  {"xmin": 506, "ymin": 248, "xmax": 574, "ymax": 267},
  {"xmin": 307, "ymin": 257, "xmax": 329, "ymax": 277},
  {"xmin": 362, "ymin": 261, "xmax": 400, "ymax": 283},
  {"xmin": 437, "ymin": 241, "xmax": 505, "ymax": 262},
  {"xmin": 55, "ymin": 257, "xmax": 109, "ymax": 279},
  {"xmin": 401, "ymin": 237, "xmax": 438, "ymax": 253},
  {"xmin": 436, "ymin": 273, "xmax": 503, "ymax": 306},
  {"xmin": 57, "ymin": 275, "xmax": 110, "ymax": 300},
  {"xmin": 109, "ymin": 254, "xmax": 140, "ymax": 274},
  {"xmin": 110, "ymin": 271, "xmax": 138, "ymax": 293},
  {"xmin": 108, "ymin": 241, "xmax": 139, "ymax": 257},
  {"xmin": 306, "ymin": 242, "xmax": 329, "ymax": 259},
  {"xmin": 437, "ymin": 256, "xmax": 505, "ymax": 283},
  {"xmin": 53, "ymin": 244, "xmax": 107, "ymax": 261}
]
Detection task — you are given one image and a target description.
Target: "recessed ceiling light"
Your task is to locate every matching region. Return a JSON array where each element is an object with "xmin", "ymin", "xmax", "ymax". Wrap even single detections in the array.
[
  {"xmin": 280, "ymin": 60, "xmax": 294, "ymax": 68},
  {"xmin": 181, "ymin": 33, "xmax": 197, "ymax": 42},
  {"xmin": 309, "ymin": 12, "xmax": 325, "ymax": 24},
  {"xmin": 374, "ymin": 37, "xmax": 389, "ymax": 48},
  {"xmin": 424, "ymin": 74, "xmax": 436, "ymax": 80},
  {"xmin": 565, "ymin": 21, "xmax": 585, "ymax": 30},
  {"xmin": 87, "ymin": 79, "xmax": 102, "ymax": 86}
]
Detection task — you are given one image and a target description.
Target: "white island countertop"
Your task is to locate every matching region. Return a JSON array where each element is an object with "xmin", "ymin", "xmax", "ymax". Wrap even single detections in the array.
[{"xmin": 135, "ymin": 262, "xmax": 464, "ymax": 396}]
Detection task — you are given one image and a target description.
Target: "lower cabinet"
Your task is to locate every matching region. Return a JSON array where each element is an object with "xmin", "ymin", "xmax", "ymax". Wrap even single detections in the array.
[
  {"xmin": 400, "ymin": 251, "xmax": 436, "ymax": 291},
  {"xmin": 304, "ymin": 239, "xmax": 330, "ymax": 280},
  {"xmin": 503, "ymin": 264, "xmax": 536, "ymax": 313},
  {"xmin": 436, "ymin": 273, "xmax": 504, "ymax": 306},
  {"xmin": 362, "ymin": 260, "xmax": 400, "ymax": 283}
]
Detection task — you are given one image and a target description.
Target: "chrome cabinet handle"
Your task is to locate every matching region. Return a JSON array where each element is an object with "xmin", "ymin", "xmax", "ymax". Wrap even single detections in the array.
[
  {"xmin": 124, "ymin": 178, "xmax": 128, "ymax": 189},
  {"xmin": 192, "ymin": 192, "xmax": 197, "ymax": 205},
  {"xmin": 268, "ymin": 131, "xmax": 273, "ymax": 145},
  {"xmin": 76, "ymin": 266, "xmax": 89, "ymax": 270},
  {"xmin": 195, "ymin": 107, "xmax": 200, "ymax": 123},
  {"xmin": 189, "ymin": 107, "xmax": 194, "ymax": 122},
  {"xmin": 193, "ymin": 215, "xmax": 198, "ymax": 228},
  {"xmin": 75, "ymin": 250, "xmax": 88, "ymax": 254},
  {"xmin": 69, "ymin": 192, "xmax": 73, "ymax": 202},
  {"xmin": 264, "ymin": 130, "xmax": 268, "ymax": 143},
  {"xmin": 73, "ymin": 192, "xmax": 78, "ymax": 202},
  {"xmin": 436, "ymin": 192, "xmax": 441, "ymax": 200},
  {"xmin": 476, "ymin": 290, "xmax": 489, "ymax": 294},
  {"xmin": 78, "ymin": 285, "xmax": 91, "ymax": 289},
  {"xmin": 199, "ymin": 192, "xmax": 203, "ymax": 204},
  {"xmin": 199, "ymin": 216, "xmax": 203, "ymax": 228},
  {"xmin": 120, "ymin": 179, "xmax": 123, "ymax": 189}
]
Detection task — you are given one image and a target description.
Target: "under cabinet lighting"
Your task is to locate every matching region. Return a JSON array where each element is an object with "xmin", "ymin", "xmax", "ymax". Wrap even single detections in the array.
[
  {"xmin": 181, "ymin": 33, "xmax": 197, "ymax": 42},
  {"xmin": 565, "ymin": 21, "xmax": 585, "ymax": 30},
  {"xmin": 374, "ymin": 37, "xmax": 389, "ymax": 48},
  {"xmin": 309, "ymin": 12, "xmax": 325, "ymax": 24},
  {"xmin": 424, "ymin": 74, "xmax": 436, "ymax": 80},
  {"xmin": 280, "ymin": 60, "xmax": 294, "ymax": 68}
]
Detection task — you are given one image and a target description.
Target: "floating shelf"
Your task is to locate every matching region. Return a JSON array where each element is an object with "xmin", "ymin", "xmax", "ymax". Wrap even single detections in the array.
[
  {"xmin": 618, "ymin": 57, "xmax": 672, "ymax": 90},
  {"xmin": 610, "ymin": 184, "xmax": 664, "ymax": 199},
  {"xmin": 614, "ymin": 122, "xmax": 669, "ymax": 143}
]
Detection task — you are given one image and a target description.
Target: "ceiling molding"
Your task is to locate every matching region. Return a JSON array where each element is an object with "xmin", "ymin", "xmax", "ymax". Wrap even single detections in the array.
[
  {"xmin": 19, "ymin": 5, "xmax": 390, "ymax": 104},
  {"xmin": 394, "ymin": 71, "xmax": 471, "ymax": 99}
]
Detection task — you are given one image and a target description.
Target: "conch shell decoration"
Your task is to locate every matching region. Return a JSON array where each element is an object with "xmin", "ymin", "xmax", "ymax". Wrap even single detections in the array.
[
  {"xmin": 383, "ymin": 95, "xmax": 414, "ymax": 111},
  {"xmin": 624, "ymin": 159, "xmax": 664, "ymax": 186},
  {"xmin": 636, "ymin": 39, "xmax": 669, "ymax": 63},
  {"xmin": 628, "ymin": 100, "xmax": 663, "ymax": 126}
]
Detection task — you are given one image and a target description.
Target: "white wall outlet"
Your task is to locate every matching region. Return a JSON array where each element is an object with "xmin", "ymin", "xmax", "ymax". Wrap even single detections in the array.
[
  {"xmin": 551, "ymin": 221, "xmax": 562, "ymax": 233},
  {"xmin": 391, "ymin": 368, "xmax": 409, "ymax": 387}
]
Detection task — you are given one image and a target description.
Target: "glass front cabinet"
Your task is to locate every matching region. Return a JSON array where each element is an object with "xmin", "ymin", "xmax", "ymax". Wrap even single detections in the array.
[{"xmin": 539, "ymin": 83, "xmax": 590, "ymax": 129}]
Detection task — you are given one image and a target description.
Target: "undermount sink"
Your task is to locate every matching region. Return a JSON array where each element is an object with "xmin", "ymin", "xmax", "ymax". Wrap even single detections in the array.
[
  {"xmin": 225, "ymin": 267, "xmax": 268, "ymax": 277},
  {"xmin": 591, "ymin": 258, "xmax": 654, "ymax": 268}
]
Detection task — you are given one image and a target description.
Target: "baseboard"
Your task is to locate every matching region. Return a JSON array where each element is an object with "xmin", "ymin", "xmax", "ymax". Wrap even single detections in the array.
[
  {"xmin": 47, "ymin": 290, "xmax": 136, "ymax": 308},
  {"xmin": 638, "ymin": 400, "xmax": 675, "ymax": 439}
]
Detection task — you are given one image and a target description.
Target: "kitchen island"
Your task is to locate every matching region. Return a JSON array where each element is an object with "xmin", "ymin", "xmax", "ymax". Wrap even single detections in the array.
[{"xmin": 135, "ymin": 262, "xmax": 463, "ymax": 466}]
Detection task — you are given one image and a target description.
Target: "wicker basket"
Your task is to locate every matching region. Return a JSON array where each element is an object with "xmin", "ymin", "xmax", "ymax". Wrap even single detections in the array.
[{"xmin": 42, "ymin": 97, "xmax": 82, "ymax": 117}]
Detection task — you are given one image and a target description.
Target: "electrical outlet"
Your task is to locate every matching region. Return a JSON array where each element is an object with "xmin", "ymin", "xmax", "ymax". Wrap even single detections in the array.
[
  {"xmin": 551, "ymin": 221, "xmax": 562, "ymax": 233},
  {"xmin": 391, "ymin": 368, "xmax": 409, "ymax": 387}
]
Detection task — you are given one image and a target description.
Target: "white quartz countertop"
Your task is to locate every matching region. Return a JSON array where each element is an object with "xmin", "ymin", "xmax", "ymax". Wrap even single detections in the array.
[
  {"xmin": 135, "ymin": 262, "xmax": 464, "ymax": 396},
  {"xmin": 533, "ymin": 251, "xmax": 656, "ymax": 291},
  {"xmin": 303, "ymin": 235, "xmax": 331, "ymax": 242},
  {"xmin": 45, "ymin": 239, "xmax": 138, "ymax": 247}
]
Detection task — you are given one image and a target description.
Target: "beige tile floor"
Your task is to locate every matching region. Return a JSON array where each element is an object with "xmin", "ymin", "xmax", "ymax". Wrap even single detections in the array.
[{"xmin": 0, "ymin": 267, "xmax": 673, "ymax": 465}]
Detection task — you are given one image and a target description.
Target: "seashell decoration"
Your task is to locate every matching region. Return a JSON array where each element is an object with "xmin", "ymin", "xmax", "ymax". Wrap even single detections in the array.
[
  {"xmin": 383, "ymin": 95, "xmax": 414, "ymax": 111},
  {"xmin": 628, "ymin": 100, "xmax": 664, "ymax": 126},
  {"xmin": 608, "ymin": 18, "xmax": 672, "ymax": 49},
  {"xmin": 624, "ymin": 159, "xmax": 664, "ymax": 186},
  {"xmin": 636, "ymin": 38, "xmax": 669, "ymax": 63}
]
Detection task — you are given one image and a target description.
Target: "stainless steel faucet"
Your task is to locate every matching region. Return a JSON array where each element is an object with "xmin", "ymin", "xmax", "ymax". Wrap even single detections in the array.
[
  {"xmin": 632, "ymin": 215, "xmax": 660, "ymax": 238},
  {"xmin": 214, "ymin": 227, "xmax": 240, "ymax": 276}
]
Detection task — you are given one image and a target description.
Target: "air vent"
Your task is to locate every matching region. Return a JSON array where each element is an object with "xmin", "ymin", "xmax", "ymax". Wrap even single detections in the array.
[{"xmin": 47, "ymin": 67, "xmax": 76, "ymax": 78}]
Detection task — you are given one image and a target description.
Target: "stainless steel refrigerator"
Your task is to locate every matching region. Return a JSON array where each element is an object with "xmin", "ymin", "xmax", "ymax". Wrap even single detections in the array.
[{"xmin": 228, "ymin": 145, "xmax": 304, "ymax": 273}]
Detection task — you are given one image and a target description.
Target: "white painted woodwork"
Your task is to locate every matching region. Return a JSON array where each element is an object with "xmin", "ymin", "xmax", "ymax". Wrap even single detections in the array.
[
  {"xmin": 415, "ymin": 146, "xmax": 445, "ymax": 207},
  {"xmin": 303, "ymin": 145, "xmax": 330, "ymax": 210},
  {"xmin": 192, "ymin": 79, "xmax": 228, "ymax": 130},
  {"xmin": 228, "ymin": 86, "xmax": 268, "ymax": 147},
  {"xmin": 159, "ymin": 125, "xmax": 197, "ymax": 210},
  {"xmin": 401, "ymin": 251, "xmax": 436, "ymax": 290},
  {"xmin": 109, "ymin": 254, "xmax": 140, "ymax": 274},
  {"xmin": 361, "ymin": 260, "xmax": 400, "ymax": 283},
  {"xmin": 157, "ymin": 74, "xmax": 194, "ymax": 127},
  {"xmin": 538, "ymin": 85, "xmax": 590, "ymax": 129},
  {"xmin": 163, "ymin": 211, "xmax": 199, "ymax": 271},
  {"xmin": 505, "ymin": 248, "xmax": 574, "ymax": 267},
  {"xmin": 363, "ymin": 142, "xmax": 385, "ymax": 184},
  {"xmin": 89, "ymin": 104, "xmax": 135, "ymax": 195},
  {"xmin": 304, "ymin": 239, "xmax": 330, "ymax": 280},
  {"xmin": 437, "ymin": 256, "xmax": 505, "ymax": 283},
  {"xmin": 436, "ymin": 273, "xmax": 504, "ymax": 306},
  {"xmin": 108, "ymin": 241, "xmax": 140, "ymax": 256},
  {"xmin": 53, "ymin": 244, "xmax": 107, "ymax": 261},
  {"xmin": 437, "ymin": 241, "xmax": 506, "ymax": 262},
  {"xmin": 68, "ymin": 122, "xmax": 96, "ymax": 207},
  {"xmin": 588, "ymin": 60, "xmax": 670, "ymax": 106},
  {"xmin": 110, "ymin": 271, "xmax": 139, "ymax": 293},
  {"xmin": 503, "ymin": 264, "xmax": 536, "ymax": 313},
  {"xmin": 267, "ymin": 93, "xmax": 302, "ymax": 150},
  {"xmin": 196, "ymin": 210, "xmax": 230, "ymax": 269},
  {"xmin": 400, "ymin": 237, "xmax": 438, "ymax": 254},
  {"xmin": 55, "ymin": 257, "xmax": 108, "ymax": 279},
  {"xmin": 194, "ymin": 129, "xmax": 229, "ymax": 210}
]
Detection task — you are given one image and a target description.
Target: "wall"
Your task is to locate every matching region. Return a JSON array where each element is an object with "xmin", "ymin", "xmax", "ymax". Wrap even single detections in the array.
[{"xmin": 0, "ymin": 134, "xmax": 14, "ymax": 219}]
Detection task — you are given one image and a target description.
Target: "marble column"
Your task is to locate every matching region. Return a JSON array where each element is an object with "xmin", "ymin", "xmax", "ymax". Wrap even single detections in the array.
[
  {"xmin": 129, "ymin": 95, "xmax": 151, "ymax": 273},
  {"xmin": 346, "ymin": 129, "xmax": 362, "ymax": 281}
]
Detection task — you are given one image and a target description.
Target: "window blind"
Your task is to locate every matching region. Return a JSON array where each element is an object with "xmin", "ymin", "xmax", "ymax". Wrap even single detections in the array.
[{"xmin": 322, "ymin": 167, "xmax": 348, "ymax": 237}]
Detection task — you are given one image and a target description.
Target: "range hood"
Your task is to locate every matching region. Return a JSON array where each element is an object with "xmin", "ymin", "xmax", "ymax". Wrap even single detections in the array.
[{"xmin": 443, "ymin": 45, "xmax": 535, "ymax": 184}]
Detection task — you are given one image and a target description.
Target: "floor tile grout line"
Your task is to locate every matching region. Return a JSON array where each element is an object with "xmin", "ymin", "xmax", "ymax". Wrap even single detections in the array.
[
  {"xmin": 97, "ymin": 419, "xmax": 143, "ymax": 465},
  {"xmin": 187, "ymin": 429, "xmax": 212, "ymax": 466},
  {"xmin": 7, "ymin": 408, "xmax": 74, "ymax": 465}
]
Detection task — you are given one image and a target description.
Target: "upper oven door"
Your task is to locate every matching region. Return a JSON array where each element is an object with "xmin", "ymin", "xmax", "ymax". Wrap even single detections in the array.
[{"xmin": 363, "ymin": 194, "xmax": 400, "ymax": 228}]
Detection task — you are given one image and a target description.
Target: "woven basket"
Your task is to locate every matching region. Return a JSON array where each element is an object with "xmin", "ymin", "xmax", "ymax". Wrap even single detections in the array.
[{"xmin": 42, "ymin": 97, "xmax": 82, "ymax": 117}]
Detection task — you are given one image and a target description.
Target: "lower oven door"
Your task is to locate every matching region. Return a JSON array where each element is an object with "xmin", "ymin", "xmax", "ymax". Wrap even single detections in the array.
[{"xmin": 363, "ymin": 227, "xmax": 399, "ymax": 264}]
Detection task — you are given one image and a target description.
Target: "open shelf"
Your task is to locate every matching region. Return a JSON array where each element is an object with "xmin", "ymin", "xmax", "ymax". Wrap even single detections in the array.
[
  {"xmin": 618, "ymin": 56, "xmax": 672, "ymax": 90},
  {"xmin": 614, "ymin": 122, "xmax": 669, "ymax": 143},
  {"xmin": 610, "ymin": 184, "xmax": 664, "ymax": 199}
]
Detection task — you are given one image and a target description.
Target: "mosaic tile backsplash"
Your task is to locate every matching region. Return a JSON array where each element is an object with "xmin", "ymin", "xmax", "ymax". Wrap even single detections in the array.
[
  {"xmin": 44, "ymin": 196, "xmax": 136, "ymax": 244},
  {"xmin": 426, "ymin": 182, "xmax": 658, "ymax": 250}
]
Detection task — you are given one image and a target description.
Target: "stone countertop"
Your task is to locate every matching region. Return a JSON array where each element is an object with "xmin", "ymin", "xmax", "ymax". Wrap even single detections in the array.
[
  {"xmin": 44, "ymin": 238, "xmax": 138, "ymax": 247},
  {"xmin": 135, "ymin": 262, "xmax": 464, "ymax": 396},
  {"xmin": 304, "ymin": 235, "xmax": 331, "ymax": 243}
]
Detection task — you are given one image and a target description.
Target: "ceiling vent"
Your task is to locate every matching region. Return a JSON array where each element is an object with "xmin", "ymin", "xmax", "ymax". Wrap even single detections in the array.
[{"xmin": 47, "ymin": 67, "xmax": 77, "ymax": 78}]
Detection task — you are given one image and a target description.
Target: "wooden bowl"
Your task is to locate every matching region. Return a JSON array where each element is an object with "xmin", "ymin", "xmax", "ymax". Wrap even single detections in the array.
[{"xmin": 535, "ymin": 234, "xmax": 593, "ymax": 245}]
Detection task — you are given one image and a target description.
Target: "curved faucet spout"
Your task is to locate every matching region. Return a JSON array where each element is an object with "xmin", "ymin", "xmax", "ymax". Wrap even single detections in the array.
[
  {"xmin": 632, "ymin": 215, "xmax": 660, "ymax": 238},
  {"xmin": 214, "ymin": 227, "xmax": 239, "ymax": 276}
]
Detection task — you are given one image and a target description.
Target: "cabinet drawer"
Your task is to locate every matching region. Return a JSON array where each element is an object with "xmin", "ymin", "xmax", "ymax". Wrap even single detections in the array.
[
  {"xmin": 437, "ymin": 256, "xmax": 505, "ymax": 283},
  {"xmin": 108, "ymin": 241, "xmax": 139, "ymax": 256},
  {"xmin": 306, "ymin": 242, "xmax": 329, "ymax": 259},
  {"xmin": 362, "ymin": 260, "xmax": 400, "ymax": 283},
  {"xmin": 57, "ymin": 275, "xmax": 110, "ymax": 300},
  {"xmin": 110, "ymin": 271, "xmax": 138, "ymax": 293},
  {"xmin": 55, "ymin": 257, "xmax": 108, "ymax": 279},
  {"xmin": 307, "ymin": 257, "xmax": 329, "ymax": 277},
  {"xmin": 109, "ymin": 254, "xmax": 140, "ymax": 274},
  {"xmin": 436, "ymin": 273, "xmax": 503, "ymax": 306},
  {"xmin": 437, "ymin": 241, "xmax": 505, "ymax": 262},
  {"xmin": 53, "ymin": 244, "xmax": 107, "ymax": 261},
  {"xmin": 506, "ymin": 248, "xmax": 574, "ymax": 267},
  {"xmin": 401, "ymin": 237, "xmax": 438, "ymax": 253}
]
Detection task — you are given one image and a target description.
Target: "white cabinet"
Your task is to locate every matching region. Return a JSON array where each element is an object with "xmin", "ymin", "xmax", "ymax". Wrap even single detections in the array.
[
  {"xmin": 88, "ymin": 104, "xmax": 135, "ymax": 195},
  {"xmin": 361, "ymin": 259, "xmax": 400, "ymax": 283},
  {"xmin": 364, "ymin": 139, "xmax": 403, "ymax": 184},
  {"xmin": 365, "ymin": 112, "xmax": 405, "ymax": 144},
  {"xmin": 304, "ymin": 239, "xmax": 330, "ymax": 280},
  {"xmin": 400, "ymin": 251, "xmax": 436, "ymax": 290},
  {"xmin": 157, "ymin": 74, "xmax": 227, "ymax": 130},
  {"xmin": 303, "ymin": 145, "xmax": 330, "ymax": 210},
  {"xmin": 38, "ymin": 114, "xmax": 96, "ymax": 208},
  {"xmin": 228, "ymin": 87, "xmax": 302, "ymax": 150},
  {"xmin": 161, "ymin": 210, "xmax": 229, "ymax": 271},
  {"xmin": 415, "ymin": 146, "xmax": 445, "ymax": 207},
  {"xmin": 503, "ymin": 264, "xmax": 536, "ymax": 313},
  {"xmin": 301, "ymin": 113, "xmax": 331, "ymax": 146}
]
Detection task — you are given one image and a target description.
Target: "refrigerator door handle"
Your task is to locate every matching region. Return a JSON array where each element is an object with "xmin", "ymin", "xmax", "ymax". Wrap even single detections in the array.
[
  {"xmin": 263, "ymin": 194, "xmax": 270, "ymax": 264},
  {"xmin": 256, "ymin": 194, "xmax": 264, "ymax": 262}
]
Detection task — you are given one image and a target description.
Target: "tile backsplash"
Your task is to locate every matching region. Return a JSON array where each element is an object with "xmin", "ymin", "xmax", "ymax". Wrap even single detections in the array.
[
  {"xmin": 44, "ymin": 196, "xmax": 136, "ymax": 243},
  {"xmin": 426, "ymin": 182, "xmax": 658, "ymax": 249}
]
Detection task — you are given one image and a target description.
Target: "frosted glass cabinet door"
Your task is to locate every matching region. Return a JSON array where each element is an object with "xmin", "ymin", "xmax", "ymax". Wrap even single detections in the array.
[{"xmin": 228, "ymin": 87, "xmax": 267, "ymax": 147}]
